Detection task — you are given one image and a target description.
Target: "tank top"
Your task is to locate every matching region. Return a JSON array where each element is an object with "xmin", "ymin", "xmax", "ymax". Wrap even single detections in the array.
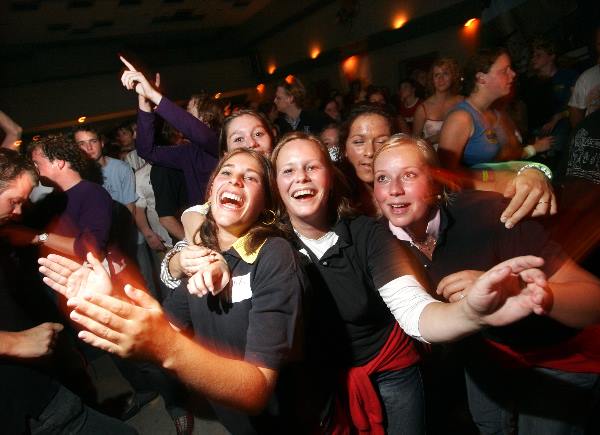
[{"xmin": 450, "ymin": 100, "xmax": 501, "ymax": 167}]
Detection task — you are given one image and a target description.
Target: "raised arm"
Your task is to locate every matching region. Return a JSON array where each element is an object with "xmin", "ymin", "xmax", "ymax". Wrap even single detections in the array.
[
  {"xmin": 120, "ymin": 56, "xmax": 218, "ymax": 161},
  {"xmin": 0, "ymin": 110, "xmax": 22, "ymax": 150}
]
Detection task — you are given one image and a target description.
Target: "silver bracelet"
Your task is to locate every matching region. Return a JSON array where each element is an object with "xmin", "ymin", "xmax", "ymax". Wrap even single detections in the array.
[
  {"xmin": 516, "ymin": 162, "xmax": 552, "ymax": 180},
  {"xmin": 160, "ymin": 240, "xmax": 189, "ymax": 289}
]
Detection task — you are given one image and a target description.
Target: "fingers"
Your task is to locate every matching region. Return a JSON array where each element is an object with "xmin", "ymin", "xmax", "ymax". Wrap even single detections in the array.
[
  {"xmin": 38, "ymin": 254, "xmax": 81, "ymax": 273},
  {"xmin": 48, "ymin": 322, "xmax": 64, "ymax": 333},
  {"xmin": 187, "ymin": 273, "xmax": 209, "ymax": 297},
  {"xmin": 39, "ymin": 267, "xmax": 69, "ymax": 296},
  {"xmin": 477, "ymin": 266, "xmax": 512, "ymax": 290},
  {"xmin": 68, "ymin": 298, "xmax": 127, "ymax": 334},
  {"xmin": 439, "ymin": 280, "xmax": 470, "ymax": 301},
  {"xmin": 69, "ymin": 291, "xmax": 134, "ymax": 320},
  {"xmin": 154, "ymin": 72, "xmax": 160, "ymax": 88},
  {"xmin": 549, "ymin": 191, "xmax": 558, "ymax": 215},
  {"xmin": 518, "ymin": 267, "xmax": 547, "ymax": 287},
  {"xmin": 123, "ymin": 284, "xmax": 160, "ymax": 310},
  {"xmin": 493, "ymin": 255, "xmax": 544, "ymax": 275},
  {"xmin": 78, "ymin": 330, "xmax": 120, "ymax": 355},
  {"xmin": 501, "ymin": 183, "xmax": 529, "ymax": 227},
  {"xmin": 87, "ymin": 251, "xmax": 108, "ymax": 277},
  {"xmin": 203, "ymin": 269, "xmax": 215, "ymax": 294},
  {"xmin": 119, "ymin": 55, "xmax": 137, "ymax": 72}
]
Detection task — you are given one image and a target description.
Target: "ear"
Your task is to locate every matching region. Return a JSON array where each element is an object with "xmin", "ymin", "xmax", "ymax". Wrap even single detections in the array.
[
  {"xmin": 55, "ymin": 159, "xmax": 66, "ymax": 170},
  {"xmin": 476, "ymin": 72, "xmax": 486, "ymax": 84}
]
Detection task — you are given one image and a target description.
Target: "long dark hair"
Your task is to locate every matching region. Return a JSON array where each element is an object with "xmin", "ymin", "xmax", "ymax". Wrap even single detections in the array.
[{"xmin": 196, "ymin": 148, "xmax": 289, "ymax": 254}]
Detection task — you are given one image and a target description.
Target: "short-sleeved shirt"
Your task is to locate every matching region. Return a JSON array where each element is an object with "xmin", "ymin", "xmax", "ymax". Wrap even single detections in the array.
[
  {"xmin": 292, "ymin": 215, "xmax": 422, "ymax": 366},
  {"xmin": 569, "ymin": 64, "xmax": 600, "ymax": 117},
  {"xmin": 101, "ymin": 157, "xmax": 137, "ymax": 206},
  {"xmin": 50, "ymin": 180, "xmax": 113, "ymax": 259},
  {"xmin": 163, "ymin": 236, "xmax": 305, "ymax": 433}
]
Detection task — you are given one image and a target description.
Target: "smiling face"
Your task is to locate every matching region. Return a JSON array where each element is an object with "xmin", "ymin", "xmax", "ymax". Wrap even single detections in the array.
[
  {"xmin": 275, "ymin": 139, "xmax": 332, "ymax": 231},
  {"xmin": 225, "ymin": 114, "xmax": 273, "ymax": 156},
  {"xmin": 373, "ymin": 145, "xmax": 436, "ymax": 237},
  {"xmin": 209, "ymin": 152, "xmax": 266, "ymax": 239},
  {"xmin": 345, "ymin": 113, "xmax": 391, "ymax": 184}
]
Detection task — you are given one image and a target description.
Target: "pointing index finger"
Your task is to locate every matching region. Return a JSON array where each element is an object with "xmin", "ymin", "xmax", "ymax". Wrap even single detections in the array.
[{"xmin": 119, "ymin": 56, "xmax": 137, "ymax": 72}]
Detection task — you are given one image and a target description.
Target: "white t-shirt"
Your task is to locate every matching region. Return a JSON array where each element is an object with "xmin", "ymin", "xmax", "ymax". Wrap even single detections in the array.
[{"xmin": 569, "ymin": 64, "xmax": 600, "ymax": 116}]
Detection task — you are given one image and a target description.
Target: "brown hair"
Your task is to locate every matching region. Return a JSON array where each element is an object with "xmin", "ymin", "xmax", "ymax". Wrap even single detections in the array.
[
  {"xmin": 338, "ymin": 104, "xmax": 395, "ymax": 157},
  {"xmin": 428, "ymin": 57, "xmax": 461, "ymax": 95},
  {"xmin": 188, "ymin": 92, "xmax": 224, "ymax": 131},
  {"xmin": 276, "ymin": 77, "xmax": 306, "ymax": 109},
  {"xmin": 271, "ymin": 132, "xmax": 359, "ymax": 227},
  {"xmin": 0, "ymin": 148, "xmax": 38, "ymax": 192},
  {"xmin": 219, "ymin": 109, "xmax": 275, "ymax": 156},
  {"xmin": 463, "ymin": 47, "xmax": 509, "ymax": 95},
  {"xmin": 197, "ymin": 148, "xmax": 289, "ymax": 254}
]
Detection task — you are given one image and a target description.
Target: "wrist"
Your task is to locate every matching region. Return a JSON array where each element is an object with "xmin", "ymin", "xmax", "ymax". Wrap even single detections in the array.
[
  {"xmin": 517, "ymin": 162, "xmax": 552, "ymax": 180},
  {"xmin": 523, "ymin": 144, "xmax": 536, "ymax": 158}
]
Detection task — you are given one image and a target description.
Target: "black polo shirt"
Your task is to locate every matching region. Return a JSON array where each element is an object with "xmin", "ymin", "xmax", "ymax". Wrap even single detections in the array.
[
  {"xmin": 274, "ymin": 109, "xmax": 329, "ymax": 136},
  {"xmin": 294, "ymin": 215, "xmax": 426, "ymax": 367},
  {"xmin": 396, "ymin": 190, "xmax": 573, "ymax": 347},
  {"xmin": 163, "ymin": 236, "xmax": 305, "ymax": 434}
]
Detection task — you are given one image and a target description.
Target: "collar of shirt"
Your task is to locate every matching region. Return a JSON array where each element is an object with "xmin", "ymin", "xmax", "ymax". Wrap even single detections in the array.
[
  {"xmin": 388, "ymin": 208, "xmax": 441, "ymax": 244},
  {"xmin": 231, "ymin": 234, "xmax": 266, "ymax": 264}
]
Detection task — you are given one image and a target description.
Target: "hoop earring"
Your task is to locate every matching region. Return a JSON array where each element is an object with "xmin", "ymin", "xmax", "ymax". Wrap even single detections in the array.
[{"xmin": 261, "ymin": 209, "xmax": 277, "ymax": 226}]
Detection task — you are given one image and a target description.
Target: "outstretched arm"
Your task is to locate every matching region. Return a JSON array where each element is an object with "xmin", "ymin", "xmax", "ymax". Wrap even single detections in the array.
[
  {"xmin": 418, "ymin": 256, "xmax": 549, "ymax": 343},
  {"xmin": 0, "ymin": 323, "xmax": 63, "ymax": 359}
]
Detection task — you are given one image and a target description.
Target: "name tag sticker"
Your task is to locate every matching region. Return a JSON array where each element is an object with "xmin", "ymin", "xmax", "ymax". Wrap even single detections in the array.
[{"xmin": 231, "ymin": 273, "xmax": 252, "ymax": 303}]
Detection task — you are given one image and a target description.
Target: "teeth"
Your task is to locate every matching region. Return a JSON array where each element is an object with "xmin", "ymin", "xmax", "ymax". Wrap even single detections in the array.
[
  {"xmin": 221, "ymin": 192, "xmax": 242, "ymax": 204},
  {"xmin": 292, "ymin": 189, "xmax": 315, "ymax": 198},
  {"xmin": 391, "ymin": 203, "xmax": 409, "ymax": 208}
]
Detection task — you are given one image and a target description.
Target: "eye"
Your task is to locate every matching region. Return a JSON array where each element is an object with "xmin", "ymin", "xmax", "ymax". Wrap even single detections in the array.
[
  {"xmin": 403, "ymin": 171, "xmax": 418, "ymax": 181},
  {"xmin": 254, "ymin": 130, "xmax": 265, "ymax": 137},
  {"xmin": 233, "ymin": 137, "xmax": 244, "ymax": 143},
  {"xmin": 220, "ymin": 169, "xmax": 231, "ymax": 176},
  {"xmin": 244, "ymin": 174, "xmax": 259, "ymax": 182},
  {"xmin": 282, "ymin": 168, "xmax": 293, "ymax": 175},
  {"xmin": 376, "ymin": 174, "xmax": 389, "ymax": 183}
]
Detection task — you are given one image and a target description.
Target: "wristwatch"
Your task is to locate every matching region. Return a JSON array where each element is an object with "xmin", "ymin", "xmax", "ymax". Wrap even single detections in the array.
[{"xmin": 37, "ymin": 233, "xmax": 49, "ymax": 244}]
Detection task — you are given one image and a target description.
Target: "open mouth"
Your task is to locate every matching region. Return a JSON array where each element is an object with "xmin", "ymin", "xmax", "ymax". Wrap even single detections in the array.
[
  {"xmin": 389, "ymin": 203, "xmax": 410, "ymax": 213},
  {"xmin": 291, "ymin": 189, "xmax": 316, "ymax": 200},
  {"xmin": 219, "ymin": 191, "xmax": 244, "ymax": 209}
]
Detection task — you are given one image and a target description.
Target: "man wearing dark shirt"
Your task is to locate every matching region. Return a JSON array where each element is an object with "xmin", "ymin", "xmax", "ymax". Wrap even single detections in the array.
[
  {"xmin": 273, "ymin": 77, "xmax": 328, "ymax": 136},
  {"xmin": 0, "ymin": 148, "xmax": 135, "ymax": 434}
]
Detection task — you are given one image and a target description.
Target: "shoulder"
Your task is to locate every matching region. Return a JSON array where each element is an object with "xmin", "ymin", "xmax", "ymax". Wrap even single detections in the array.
[
  {"xmin": 258, "ymin": 237, "xmax": 298, "ymax": 262},
  {"xmin": 576, "ymin": 65, "xmax": 600, "ymax": 85},
  {"xmin": 106, "ymin": 157, "xmax": 131, "ymax": 172}
]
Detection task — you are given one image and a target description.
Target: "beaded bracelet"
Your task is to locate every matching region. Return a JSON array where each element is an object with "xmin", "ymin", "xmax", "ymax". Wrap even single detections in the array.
[{"xmin": 516, "ymin": 162, "xmax": 553, "ymax": 180}]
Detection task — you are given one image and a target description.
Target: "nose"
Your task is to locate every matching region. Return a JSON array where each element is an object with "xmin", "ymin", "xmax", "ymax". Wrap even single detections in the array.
[
  {"xmin": 12, "ymin": 204, "xmax": 22, "ymax": 216},
  {"xmin": 294, "ymin": 168, "xmax": 310, "ymax": 183},
  {"xmin": 247, "ymin": 135, "xmax": 257, "ymax": 149},
  {"xmin": 388, "ymin": 178, "xmax": 404, "ymax": 196},
  {"xmin": 364, "ymin": 142, "xmax": 374, "ymax": 158},
  {"xmin": 228, "ymin": 174, "xmax": 243, "ymax": 187}
]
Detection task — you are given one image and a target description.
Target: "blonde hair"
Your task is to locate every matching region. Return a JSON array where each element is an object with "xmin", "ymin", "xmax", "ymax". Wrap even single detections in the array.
[{"xmin": 428, "ymin": 57, "xmax": 461, "ymax": 95}]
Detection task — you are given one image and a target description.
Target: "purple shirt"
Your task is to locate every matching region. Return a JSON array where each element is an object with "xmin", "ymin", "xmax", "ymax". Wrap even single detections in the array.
[
  {"xmin": 51, "ymin": 180, "xmax": 112, "ymax": 259},
  {"xmin": 136, "ymin": 97, "xmax": 219, "ymax": 205}
]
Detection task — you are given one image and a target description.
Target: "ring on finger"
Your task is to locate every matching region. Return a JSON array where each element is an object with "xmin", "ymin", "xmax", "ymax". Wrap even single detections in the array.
[{"xmin": 458, "ymin": 292, "xmax": 465, "ymax": 300}]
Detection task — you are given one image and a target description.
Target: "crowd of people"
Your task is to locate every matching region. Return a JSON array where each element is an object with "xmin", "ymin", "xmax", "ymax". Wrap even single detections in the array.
[{"xmin": 1, "ymin": 27, "xmax": 600, "ymax": 435}]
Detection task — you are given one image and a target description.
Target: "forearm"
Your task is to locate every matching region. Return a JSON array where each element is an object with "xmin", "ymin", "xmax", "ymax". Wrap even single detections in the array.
[
  {"xmin": 418, "ymin": 299, "xmax": 484, "ymax": 343},
  {"xmin": 569, "ymin": 107, "xmax": 585, "ymax": 128},
  {"xmin": 159, "ymin": 216, "xmax": 185, "ymax": 241},
  {"xmin": 44, "ymin": 234, "xmax": 76, "ymax": 256},
  {"xmin": 0, "ymin": 331, "xmax": 20, "ymax": 357},
  {"xmin": 0, "ymin": 111, "xmax": 22, "ymax": 149},
  {"xmin": 161, "ymin": 331, "xmax": 275, "ymax": 414},
  {"xmin": 134, "ymin": 207, "xmax": 153, "ymax": 237},
  {"xmin": 167, "ymin": 251, "xmax": 185, "ymax": 279},
  {"xmin": 548, "ymin": 281, "xmax": 600, "ymax": 328}
]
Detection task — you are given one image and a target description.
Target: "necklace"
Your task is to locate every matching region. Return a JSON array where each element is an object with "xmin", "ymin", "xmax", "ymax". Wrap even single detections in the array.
[{"xmin": 411, "ymin": 233, "xmax": 437, "ymax": 260}]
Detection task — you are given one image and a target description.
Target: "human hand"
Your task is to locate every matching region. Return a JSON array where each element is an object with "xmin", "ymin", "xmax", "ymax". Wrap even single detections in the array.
[
  {"xmin": 38, "ymin": 252, "xmax": 112, "ymax": 299},
  {"xmin": 67, "ymin": 285, "xmax": 176, "ymax": 363},
  {"xmin": 501, "ymin": 169, "xmax": 557, "ymax": 228},
  {"xmin": 178, "ymin": 245, "xmax": 220, "ymax": 277},
  {"xmin": 462, "ymin": 256, "xmax": 550, "ymax": 326},
  {"xmin": 436, "ymin": 270, "xmax": 484, "ymax": 303},
  {"xmin": 187, "ymin": 253, "xmax": 231, "ymax": 297},
  {"xmin": 0, "ymin": 225, "xmax": 37, "ymax": 246},
  {"xmin": 120, "ymin": 56, "xmax": 162, "ymax": 106},
  {"xmin": 532, "ymin": 136, "xmax": 554, "ymax": 153},
  {"xmin": 144, "ymin": 231, "xmax": 166, "ymax": 252},
  {"xmin": 9, "ymin": 322, "xmax": 64, "ymax": 359}
]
